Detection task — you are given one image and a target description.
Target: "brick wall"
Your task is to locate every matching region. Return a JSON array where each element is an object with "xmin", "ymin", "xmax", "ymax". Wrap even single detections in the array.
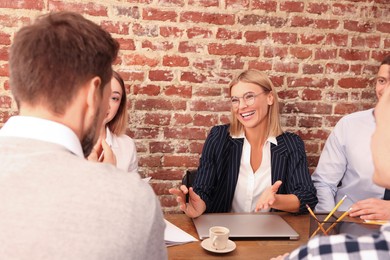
[{"xmin": 0, "ymin": 0, "xmax": 389, "ymax": 213}]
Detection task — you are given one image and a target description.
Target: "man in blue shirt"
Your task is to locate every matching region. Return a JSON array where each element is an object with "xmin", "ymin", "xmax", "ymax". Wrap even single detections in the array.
[
  {"xmin": 312, "ymin": 56, "xmax": 390, "ymax": 221},
  {"xmin": 273, "ymin": 56, "xmax": 390, "ymax": 260}
]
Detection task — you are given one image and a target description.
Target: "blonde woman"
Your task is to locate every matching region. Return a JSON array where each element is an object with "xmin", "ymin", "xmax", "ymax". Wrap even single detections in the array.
[
  {"xmin": 90, "ymin": 71, "xmax": 138, "ymax": 174},
  {"xmin": 170, "ymin": 69, "xmax": 317, "ymax": 217}
]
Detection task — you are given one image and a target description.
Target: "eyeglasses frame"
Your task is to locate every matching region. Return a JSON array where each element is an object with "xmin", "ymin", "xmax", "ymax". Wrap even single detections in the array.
[{"xmin": 230, "ymin": 91, "xmax": 268, "ymax": 108}]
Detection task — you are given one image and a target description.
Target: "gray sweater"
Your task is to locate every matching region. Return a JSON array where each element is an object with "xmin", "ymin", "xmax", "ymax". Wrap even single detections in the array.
[{"xmin": 0, "ymin": 137, "xmax": 167, "ymax": 260}]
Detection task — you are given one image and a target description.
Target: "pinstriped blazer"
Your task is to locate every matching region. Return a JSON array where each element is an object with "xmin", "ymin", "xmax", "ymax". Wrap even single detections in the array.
[{"xmin": 193, "ymin": 124, "xmax": 318, "ymax": 214}]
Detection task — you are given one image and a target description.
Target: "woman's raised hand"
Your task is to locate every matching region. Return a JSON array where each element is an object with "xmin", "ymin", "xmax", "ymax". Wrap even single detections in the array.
[
  {"xmin": 169, "ymin": 185, "xmax": 206, "ymax": 218},
  {"xmin": 255, "ymin": 180, "xmax": 282, "ymax": 212}
]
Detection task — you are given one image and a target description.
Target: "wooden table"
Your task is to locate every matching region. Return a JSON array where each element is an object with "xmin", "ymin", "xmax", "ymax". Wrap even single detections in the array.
[{"xmin": 165, "ymin": 213, "xmax": 310, "ymax": 260}]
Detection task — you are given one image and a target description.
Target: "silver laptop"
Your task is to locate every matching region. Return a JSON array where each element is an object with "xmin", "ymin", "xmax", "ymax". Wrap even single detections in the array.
[{"xmin": 193, "ymin": 213, "xmax": 299, "ymax": 240}]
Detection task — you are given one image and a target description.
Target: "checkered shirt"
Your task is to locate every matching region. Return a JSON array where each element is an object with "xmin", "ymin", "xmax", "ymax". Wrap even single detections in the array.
[{"xmin": 287, "ymin": 224, "xmax": 390, "ymax": 260}]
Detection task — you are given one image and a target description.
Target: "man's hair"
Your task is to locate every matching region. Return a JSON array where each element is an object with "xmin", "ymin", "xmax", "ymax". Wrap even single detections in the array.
[
  {"xmin": 229, "ymin": 69, "xmax": 283, "ymax": 137},
  {"xmin": 107, "ymin": 71, "xmax": 128, "ymax": 135},
  {"xmin": 381, "ymin": 55, "xmax": 390, "ymax": 66},
  {"xmin": 9, "ymin": 11, "xmax": 119, "ymax": 114}
]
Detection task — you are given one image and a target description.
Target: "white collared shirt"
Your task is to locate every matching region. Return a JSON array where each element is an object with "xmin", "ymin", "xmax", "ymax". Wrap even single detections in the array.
[
  {"xmin": 105, "ymin": 127, "xmax": 138, "ymax": 174},
  {"xmin": 0, "ymin": 116, "xmax": 84, "ymax": 157},
  {"xmin": 231, "ymin": 133, "xmax": 277, "ymax": 213}
]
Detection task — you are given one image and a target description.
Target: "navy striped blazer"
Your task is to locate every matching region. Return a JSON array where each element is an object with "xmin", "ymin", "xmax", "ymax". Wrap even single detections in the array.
[{"xmin": 193, "ymin": 124, "xmax": 318, "ymax": 214}]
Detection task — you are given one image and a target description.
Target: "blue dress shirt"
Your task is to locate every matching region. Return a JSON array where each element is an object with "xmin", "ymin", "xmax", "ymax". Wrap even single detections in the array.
[{"xmin": 312, "ymin": 109, "xmax": 385, "ymax": 212}]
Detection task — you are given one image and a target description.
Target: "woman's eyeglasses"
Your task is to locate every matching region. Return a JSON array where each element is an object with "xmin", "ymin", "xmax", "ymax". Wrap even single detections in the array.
[{"xmin": 230, "ymin": 91, "xmax": 267, "ymax": 108}]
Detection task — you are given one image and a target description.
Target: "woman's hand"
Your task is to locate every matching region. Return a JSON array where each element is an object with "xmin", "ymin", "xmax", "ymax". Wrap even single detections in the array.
[
  {"xmin": 255, "ymin": 180, "xmax": 282, "ymax": 212},
  {"xmin": 100, "ymin": 139, "xmax": 116, "ymax": 165},
  {"xmin": 169, "ymin": 185, "xmax": 206, "ymax": 218},
  {"xmin": 87, "ymin": 138, "xmax": 116, "ymax": 166},
  {"xmin": 255, "ymin": 180, "xmax": 300, "ymax": 213}
]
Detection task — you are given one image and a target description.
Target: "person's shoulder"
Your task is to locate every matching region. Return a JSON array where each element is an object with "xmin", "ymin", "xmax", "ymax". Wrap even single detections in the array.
[
  {"xmin": 338, "ymin": 108, "xmax": 374, "ymax": 124},
  {"xmin": 210, "ymin": 124, "xmax": 230, "ymax": 132},
  {"xmin": 85, "ymin": 160, "xmax": 139, "ymax": 182},
  {"xmin": 278, "ymin": 132, "xmax": 303, "ymax": 142},
  {"xmin": 113, "ymin": 134, "xmax": 134, "ymax": 142},
  {"xmin": 67, "ymin": 156, "xmax": 150, "ymax": 197},
  {"xmin": 114, "ymin": 133, "xmax": 135, "ymax": 144},
  {"xmin": 87, "ymin": 162, "xmax": 159, "ymax": 210},
  {"xmin": 207, "ymin": 124, "xmax": 230, "ymax": 137},
  {"xmin": 330, "ymin": 109, "xmax": 375, "ymax": 136},
  {"xmin": 276, "ymin": 132, "xmax": 305, "ymax": 151}
]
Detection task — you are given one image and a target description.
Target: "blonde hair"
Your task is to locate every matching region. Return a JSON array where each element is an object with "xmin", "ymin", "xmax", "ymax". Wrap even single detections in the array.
[
  {"xmin": 107, "ymin": 71, "xmax": 128, "ymax": 135},
  {"xmin": 229, "ymin": 69, "xmax": 283, "ymax": 137}
]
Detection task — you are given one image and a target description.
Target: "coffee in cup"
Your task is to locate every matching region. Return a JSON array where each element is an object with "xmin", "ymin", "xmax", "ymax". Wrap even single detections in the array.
[{"xmin": 209, "ymin": 226, "xmax": 230, "ymax": 250}]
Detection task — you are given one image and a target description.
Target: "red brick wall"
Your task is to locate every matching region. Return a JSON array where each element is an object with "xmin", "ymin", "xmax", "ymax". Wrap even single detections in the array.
[{"xmin": 0, "ymin": 0, "xmax": 389, "ymax": 212}]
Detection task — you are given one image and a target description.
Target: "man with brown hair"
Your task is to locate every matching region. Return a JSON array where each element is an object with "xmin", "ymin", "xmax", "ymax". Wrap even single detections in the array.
[
  {"xmin": 0, "ymin": 12, "xmax": 167, "ymax": 259},
  {"xmin": 272, "ymin": 60, "xmax": 390, "ymax": 260},
  {"xmin": 312, "ymin": 56, "xmax": 390, "ymax": 220}
]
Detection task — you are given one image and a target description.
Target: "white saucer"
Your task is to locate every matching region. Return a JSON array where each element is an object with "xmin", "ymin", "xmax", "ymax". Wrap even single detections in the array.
[{"xmin": 201, "ymin": 238, "xmax": 236, "ymax": 253}]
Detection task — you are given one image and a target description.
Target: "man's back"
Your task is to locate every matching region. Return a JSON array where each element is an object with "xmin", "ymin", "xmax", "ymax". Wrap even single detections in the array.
[{"xmin": 0, "ymin": 137, "xmax": 167, "ymax": 260}]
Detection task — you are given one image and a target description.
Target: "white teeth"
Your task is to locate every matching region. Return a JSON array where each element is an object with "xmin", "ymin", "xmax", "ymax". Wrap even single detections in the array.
[{"xmin": 241, "ymin": 111, "xmax": 255, "ymax": 117}]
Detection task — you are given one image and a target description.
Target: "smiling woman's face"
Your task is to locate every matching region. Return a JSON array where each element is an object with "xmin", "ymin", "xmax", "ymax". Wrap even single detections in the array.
[
  {"xmin": 230, "ymin": 81, "xmax": 273, "ymax": 131},
  {"xmin": 104, "ymin": 77, "xmax": 122, "ymax": 125}
]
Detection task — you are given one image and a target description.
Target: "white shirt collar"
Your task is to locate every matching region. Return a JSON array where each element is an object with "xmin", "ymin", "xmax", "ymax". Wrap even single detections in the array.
[
  {"xmin": 105, "ymin": 126, "xmax": 113, "ymax": 147},
  {"xmin": 268, "ymin": 136, "xmax": 277, "ymax": 146},
  {"xmin": 0, "ymin": 116, "xmax": 84, "ymax": 157},
  {"xmin": 230, "ymin": 130, "xmax": 278, "ymax": 146},
  {"xmin": 105, "ymin": 126, "xmax": 117, "ymax": 148}
]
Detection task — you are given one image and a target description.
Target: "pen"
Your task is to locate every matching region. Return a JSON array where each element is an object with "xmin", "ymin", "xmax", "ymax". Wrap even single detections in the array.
[
  {"xmin": 98, "ymin": 151, "xmax": 104, "ymax": 162},
  {"xmin": 325, "ymin": 208, "xmax": 351, "ymax": 233},
  {"xmin": 185, "ymin": 173, "xmax": 190, "ymax": 203},
  {"xmin": 364, "ymin": 219, "xmax": 389, "ymax": 225},
  {"xmin": 325, "ymin": 195, "xmax": 348, "ymax": 221},
  {"xmin": 311, "ymin": 195, "xmax": 347, "ymax": 237},
  {"xmin": 306, "ymin": 204, "xmax": 328, "ymax": 236}
]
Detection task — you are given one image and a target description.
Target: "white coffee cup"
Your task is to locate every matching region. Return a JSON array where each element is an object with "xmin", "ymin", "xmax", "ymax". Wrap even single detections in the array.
[{"xmin": 209, "ymin": 226, "xmax": 230, "ymax": 250}]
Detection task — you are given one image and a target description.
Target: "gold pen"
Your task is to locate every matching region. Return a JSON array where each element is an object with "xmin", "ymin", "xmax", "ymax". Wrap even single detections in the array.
[
  {"xmin": 364, "ymin": 219, "xmax": 389, "ymax": 225},
  {"xmin": 311, "ymin": 195, "xmax": 347, "ymax": 237},
  {"xmin": 325, "ymin": 208, "xmax": 351, "ymax": 233},
  {"xmin": 306, "ymin": 204, "xmax": 328, "ymax": 236}
]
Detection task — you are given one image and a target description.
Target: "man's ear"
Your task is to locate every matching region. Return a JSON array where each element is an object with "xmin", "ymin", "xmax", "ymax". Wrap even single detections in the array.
[{"xmin": 86, "ymin": 76, "xmax": 102, "ymax": 111}]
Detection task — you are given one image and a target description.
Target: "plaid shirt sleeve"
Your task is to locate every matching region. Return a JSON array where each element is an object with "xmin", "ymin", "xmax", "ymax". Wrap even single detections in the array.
[{"xmin": 287, "ymin": 224, "xmax": 390, "ymax": 259}]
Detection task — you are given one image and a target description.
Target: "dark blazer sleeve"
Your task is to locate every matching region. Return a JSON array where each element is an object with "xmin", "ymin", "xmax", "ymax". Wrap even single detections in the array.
[
  {"xmin": 193, "ymin": 125, "xmax": 225, "ymax": 209},
  {"xmin": 272, "ymin": 132, "xmax": 318, "ymax": 213},
  {"xmin": 193, "ymin": 125, "xmax": 243, "ymax": 213}
]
